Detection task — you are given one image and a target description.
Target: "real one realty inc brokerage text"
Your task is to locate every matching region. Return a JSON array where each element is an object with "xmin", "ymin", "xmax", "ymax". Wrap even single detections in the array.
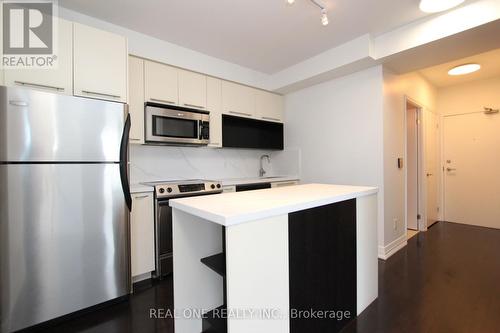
[{"xmin": 149, "ymin": 308, "xmax": 352, "ymax": 321}]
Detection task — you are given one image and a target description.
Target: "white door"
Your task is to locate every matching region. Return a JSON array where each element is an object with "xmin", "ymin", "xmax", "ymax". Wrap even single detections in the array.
[
  {"xmin": 144, "ymin": 61, "xmax": 178, "ymax": 106},
  {"xmin": 406, "ymin": 107, "xmax": 419, "ymax": 230},
  {"xmin": 425, "ymin": 111, "xmax": 440, "ymax": 227},
  {"xmin": 207, "ymin": 77, "xmax": 222, "ymax": 147},
  {"xmin": 255, "ymin": 90, "xmax": 284, "ymax": 123},
  {"xmin": 130, "ymin": 193, "xmax": 155, "ymax": 277},
  {"xmin": 73, "ymin": 23, "xmax": 128, "ymax": 103},
  {"xmin": 128, "ymin": 56, "xmax": 145, "ymax": 144},
  {"xmin": 4, "ymin": 18, "xmax": 73, "ymax": 94},
  {"xmin": 443, "ymin": 112, "xmax": 500, "ymax": 229},
  {"xmin": 221, "ymin": 81, "xmax": 256, "ymax": 118},
  {"xmin": 178, "ymin": 69, "xmax": 207, "ymax": 110}
]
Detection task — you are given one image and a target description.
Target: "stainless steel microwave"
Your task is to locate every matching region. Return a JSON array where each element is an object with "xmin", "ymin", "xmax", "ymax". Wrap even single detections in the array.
[{"xmin": 145, "ymin": 103, "xmax": 210, "ymax": 145}]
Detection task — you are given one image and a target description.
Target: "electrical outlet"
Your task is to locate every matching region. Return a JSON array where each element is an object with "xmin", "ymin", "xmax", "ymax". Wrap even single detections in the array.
[{"xmin": 393, "ymin": 218, "xmax": 398, "ymax": 231}]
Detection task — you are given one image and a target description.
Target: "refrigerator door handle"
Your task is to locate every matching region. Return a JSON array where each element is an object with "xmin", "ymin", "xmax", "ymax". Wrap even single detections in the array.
[{"xmin": 120, "ymin": 113, "xmax": 132, "ymax": 211}]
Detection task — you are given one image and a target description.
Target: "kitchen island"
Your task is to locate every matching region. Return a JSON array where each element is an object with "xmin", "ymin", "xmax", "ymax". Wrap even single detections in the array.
[{"xmin": 170, "ymin": 183, "xmax": 378, "ymax": 333}]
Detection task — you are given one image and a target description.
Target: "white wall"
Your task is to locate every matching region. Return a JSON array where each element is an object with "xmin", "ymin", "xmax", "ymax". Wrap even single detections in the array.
[
  {"xmin": 382, "ymin": 70, "xmax": 437, "ymax": 255},
  {"xmin": 285, "ymin": 66, "xmax": 385, "ymax": 247},
  {"xmin": 437, "ymin": 75, "xmax": 500, "ymax": 116}
]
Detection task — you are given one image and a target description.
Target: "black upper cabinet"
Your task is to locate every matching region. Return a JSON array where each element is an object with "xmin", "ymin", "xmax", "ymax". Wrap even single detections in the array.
[{"xmin": 222, "ymin": 115, "xmax": 284, "ymax": 150}]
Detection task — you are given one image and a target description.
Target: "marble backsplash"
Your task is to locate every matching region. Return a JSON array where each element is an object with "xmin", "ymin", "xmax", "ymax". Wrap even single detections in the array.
[{"xmin": 129, "ymin": 145, "xmax": 300, "ymax": 184}]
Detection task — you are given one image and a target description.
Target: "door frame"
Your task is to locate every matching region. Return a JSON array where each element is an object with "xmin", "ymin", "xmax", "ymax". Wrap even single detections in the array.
[{"xmin": 404, "ymin": 97, "xmax": 426, "ymax": 232}]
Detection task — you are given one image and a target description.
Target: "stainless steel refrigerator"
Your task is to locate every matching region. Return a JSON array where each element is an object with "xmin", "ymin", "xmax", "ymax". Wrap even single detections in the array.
[{"xmin": 0, "ymin": 86, "xmax": 132, "ymax": 332}]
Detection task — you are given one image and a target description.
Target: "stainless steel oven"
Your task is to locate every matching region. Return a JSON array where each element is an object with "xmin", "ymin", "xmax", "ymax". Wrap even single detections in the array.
[
  {"xmin": 145, "ymin": 103, "xmax": 210, "ymax": 145},
  {"xmin": 141, "ymin": 180, "xmax": 222, "ymax": 279}
]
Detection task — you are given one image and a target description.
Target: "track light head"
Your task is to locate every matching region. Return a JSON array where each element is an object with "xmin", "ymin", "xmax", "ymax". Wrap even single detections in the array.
[{"xmin": 321, "ymin": 9, "xmax": 329, "ymax": 26}]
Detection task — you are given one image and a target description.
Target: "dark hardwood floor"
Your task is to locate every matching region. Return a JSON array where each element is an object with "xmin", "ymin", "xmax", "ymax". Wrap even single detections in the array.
[
  {"xmin": 29, "ymin": 279, "xmax": 174, "ymax": 333},
  {"xmin": 27, "ymin": 221, "xmax": 500, "ymax": 333},
  {"xmin": 343, "ymin": 221, "xmax": 500, "ymax": 333}
]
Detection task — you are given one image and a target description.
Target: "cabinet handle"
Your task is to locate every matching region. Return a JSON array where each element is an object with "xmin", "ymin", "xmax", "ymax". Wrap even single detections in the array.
[
  {"xmin": 82, "ymin": 90, "xmax": 121, "ymax": 99},
  {"xmin": 229, "ymin": 111, "xmax": 252, "ymax": 117},
  {"xmin": 15, "ymin": 81, "xmax": 65, "ymax": 92},
  {"xmin": 150, "ymin": 98, "xmax": 176, "ymax": 105},
  {"xmin": 130, "ymin": 138, "xmax": 142, "ymax": 141},
  {"xmin": 262, "ymin": 116, "xmax": 281, "ymax": 122},
  {"xmin": 9, "ymin": 100, "xmax": 29, "ymax": 107},
  {"xmin": 183, "ymin": 103, "xmax": 205, "ymax": 109},
  {"xmin": 134, "ymin": 195, "xmax": 149, "ymax": 199}
]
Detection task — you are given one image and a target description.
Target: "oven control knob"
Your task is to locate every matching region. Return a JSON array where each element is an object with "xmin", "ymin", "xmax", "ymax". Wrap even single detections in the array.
[
  {"xmin": 159, "ymin": 188, "xmax": 165, "ymax": 194},
  {"xmin": 167, "ymin": 187, "xmax": 173, "ymax": 193},
  {"xmin": 216, "ymin": 184, "xmax": 221, "ymax": 189},
  {"xmin": 210, "ymin": 184, "xmax": 216, "ymax": 189}
]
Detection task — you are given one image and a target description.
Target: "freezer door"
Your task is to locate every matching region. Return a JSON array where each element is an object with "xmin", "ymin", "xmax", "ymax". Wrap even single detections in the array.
[
  {"xmin": 0, "ymin": 164, "xmax": 130, "ymax": 332},
  {"xmin": 0, "ymin": 86, "xmax": 126, "ymax": 162}
]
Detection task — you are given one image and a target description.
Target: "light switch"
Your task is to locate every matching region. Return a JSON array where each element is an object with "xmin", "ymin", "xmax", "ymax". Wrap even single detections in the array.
[{"xmin": 397, "ymin": 158, "xmax": 404, "ymax": 169}]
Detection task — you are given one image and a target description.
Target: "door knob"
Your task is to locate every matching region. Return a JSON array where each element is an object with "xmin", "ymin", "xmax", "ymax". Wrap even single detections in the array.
[
  {"xmin": 426, "ymin": 173, "xmax": 433, "ymax": 177},
  {"xmin": 446, "ymin": 168, "xmax": 457, "ymax": 172}
]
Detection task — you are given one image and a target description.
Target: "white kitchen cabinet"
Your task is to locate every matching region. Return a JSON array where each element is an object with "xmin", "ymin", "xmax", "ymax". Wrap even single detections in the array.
[
  {"xmin": 207, "ymin": 77, "xmax": 222, "ymax": 147},
  {"xmin": 221, "ymin": 81, "xmax": 256, "ymax": 118},
  {"xmin": 271, "ymin": 180, "xmax": 299, "ymax": 188},
  {"xmin": 179, "ymin": 69, "xmax": 206, "ymax": 110},
  {"xmin": 256, "ymin": 90, "xmax": 284, "ymax": 123},
  {"xmin": 4, "ymin": 18, "xmax": 73, "ymax": 94},
  {"xmin": 130, "ymin": 192, "xmax": 155, "ymax": 278},
  {"xmin": 128, "ymin": 56, "xmax": 145, "ymax": 144},
  {"xmin": 144, "ymin": 61, "xmax": 178, "ymax": 106},
  {"xmin": 73, "ymin": 23, "xmax": 128, "ymax": 103}
]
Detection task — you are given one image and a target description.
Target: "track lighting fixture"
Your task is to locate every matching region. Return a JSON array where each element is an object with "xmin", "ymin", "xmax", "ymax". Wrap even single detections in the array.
[{"xmin": 286, "ymin": 0, "xmax": 329, "ymax": 26}]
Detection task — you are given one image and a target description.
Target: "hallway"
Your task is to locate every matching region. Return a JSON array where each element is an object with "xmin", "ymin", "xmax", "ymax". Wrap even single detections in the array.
[{"xmin": 343, "ymin": 222, "xmax": 500, "ymax": 333}]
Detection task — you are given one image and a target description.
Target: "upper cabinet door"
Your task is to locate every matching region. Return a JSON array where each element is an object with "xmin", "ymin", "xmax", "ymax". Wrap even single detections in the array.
[
  {"xmin": 144, "ymin": 61, "xmax": 178, "ymax": 106},
  {"xmin": 221, "ymin": 81, "xmax": 256, "ymax": 118},
  {"xmin": 255, "ymin": 90, "xmax": 284, "ymax": 123},
  {"xmin": 178, "ymin": 69, "xmax": 206, "ymax": 110},
  {"xmin": 4, "ymin": 18, "xmax": 73, "ymax": 95},
  {"xmin": 73, "ymin": 23, "xmax": 128, "ymax": 103},
  {"xmin": 207, "ymin": 77, "xmax": 222, "ymax": 148},
  {"xmin": 128, "ymin": 56, "xmax": 145, "ymax": 144}
]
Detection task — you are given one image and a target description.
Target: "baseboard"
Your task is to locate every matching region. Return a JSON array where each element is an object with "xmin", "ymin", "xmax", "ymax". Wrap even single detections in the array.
[
  {"xmin": 132, "ymin": 272, "xmax": 152, "ymax": 284},
  {"xmin": 378, "ymin": 234, "xmax": 407, "ymax": 260}
]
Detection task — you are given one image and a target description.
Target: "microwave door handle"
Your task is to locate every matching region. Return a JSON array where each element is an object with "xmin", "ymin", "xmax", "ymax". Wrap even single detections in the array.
[{"xmin": 198, "ymin": 119, "xmax": 203, "ymax": 140}]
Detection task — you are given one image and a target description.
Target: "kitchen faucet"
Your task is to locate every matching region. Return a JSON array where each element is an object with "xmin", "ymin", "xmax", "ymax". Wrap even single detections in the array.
[{"xmin": 259, "ymin": 154, "xmax": 270, "ymax": 177}]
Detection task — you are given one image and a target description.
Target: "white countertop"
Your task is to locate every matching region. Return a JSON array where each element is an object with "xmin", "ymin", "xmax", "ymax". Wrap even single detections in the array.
[
  {"xmin": 220, "ymin": 176, "xmax": 299, "ymax": 186},
  {"xmin": 130, "ymin": 184, "xmax": 154, "ymax": 194},
  {"xmin": 130, "ymin": 176, "xmax": 298, "ymax": 193},
  {"xmin": 170, "ymin": 183, "xmax": 378, "ymax": 226}
]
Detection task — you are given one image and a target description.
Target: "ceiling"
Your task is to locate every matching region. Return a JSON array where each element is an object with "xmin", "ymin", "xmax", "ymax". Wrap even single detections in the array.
[
  {"xmin": 419, "ymin": 48, "xmax": 500, "ymax": 87},
  {"xmin": 59, "ymin": 0, "xmax": 429, "ymax": 74}
]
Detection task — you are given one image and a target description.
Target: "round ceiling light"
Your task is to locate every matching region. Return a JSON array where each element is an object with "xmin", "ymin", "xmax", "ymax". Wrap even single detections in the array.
[
  {"xmin": 448, "ymin": 63, "xmax": 481, "ymax": 76},
  {"xmin": 419, "ymin": 0, "xmax": 465, "ymax": 13}
]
